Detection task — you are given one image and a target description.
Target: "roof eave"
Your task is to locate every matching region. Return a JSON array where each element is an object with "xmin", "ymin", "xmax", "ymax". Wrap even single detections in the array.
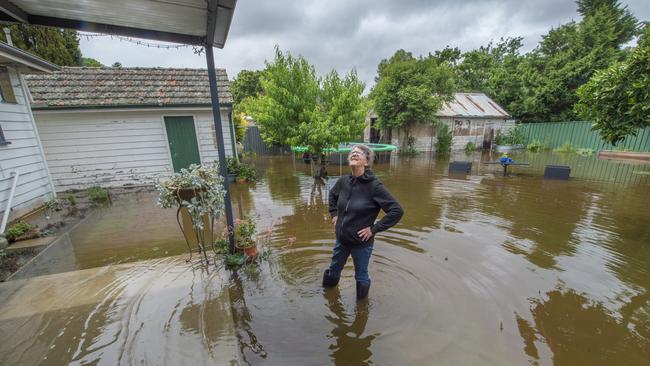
[
  {"xmin": 210, "ymin": 0, "xmax": 237, "ymax": 48},
  {"xmin": 1, "ymin": 0, "xmax": 237, "ymax": 48},
  {"xmin": 31, "ymin": 102, "xmax": 233, "ymax": 111},
  {"xmin": 0, "ymin": 41, "xmax": 59, "ymax": 73}
]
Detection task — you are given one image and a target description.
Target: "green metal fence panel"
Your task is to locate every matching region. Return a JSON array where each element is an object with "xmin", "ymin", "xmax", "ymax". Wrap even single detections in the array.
[{"xmin": 520, "ymin": 121, "xmax": 650, "ymax": 152}]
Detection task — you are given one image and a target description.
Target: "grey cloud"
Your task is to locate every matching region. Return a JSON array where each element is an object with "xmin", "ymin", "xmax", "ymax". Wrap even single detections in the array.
[{"xmin": 80, "ymin": 0, "xmax": 650, "ymax": 91}]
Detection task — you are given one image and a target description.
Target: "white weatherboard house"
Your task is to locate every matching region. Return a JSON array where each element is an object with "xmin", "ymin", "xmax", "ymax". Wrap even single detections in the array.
[
  {"xmin": 0, "ymin": 41, "xmax": 58, "ymax": 221},
  {"xmin": 24, "ymin": 67, "xmax": 235, "ymax": 192}
]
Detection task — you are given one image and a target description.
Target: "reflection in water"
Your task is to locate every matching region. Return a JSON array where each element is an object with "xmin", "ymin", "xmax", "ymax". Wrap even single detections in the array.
[
  {"xmin": 228, "ymin": 271, "xmax": 267, "ymax": 364},
  {"xmin": 517, "ymin": 288, "xmax": 649, "ymax": 366},
  {"xmin": 324, "ymin": 288, "xmax": 377, "ymax": 365}
]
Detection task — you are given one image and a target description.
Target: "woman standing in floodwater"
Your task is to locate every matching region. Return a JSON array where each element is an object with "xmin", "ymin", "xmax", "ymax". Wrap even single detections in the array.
[{"xmin": 322, "ymin": 144, "xmax": 404, "ymax": 299}]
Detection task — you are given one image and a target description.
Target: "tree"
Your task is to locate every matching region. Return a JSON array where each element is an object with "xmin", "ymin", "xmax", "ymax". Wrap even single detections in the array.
[
  {"xmin": 456, "ymin": 37, "xmax": 523, "ymax": 93},
  {"xmin": 1, "ymin": 24, "xmax": 81, "ymax": 66},
  {"xmin": 247, "ymin": 48, "xmax": 366, "ymax": 178},
  {"xmin": 370, "ymin": 49, "xmax": 455, "ymax": 150},
  {"xmin": 575, "ymin": 25, "xmax": 650, "ymax": 144},
  {"xmin": 112, "ymin": 62, "xmax": 122, "ymax": 68},
  {"xmin": 516, "ymin": 0, "xmax": 638, "ymax": 122},
  {"xmin": 82, "ymin": 57, "xmax": 104, "ymax": 67},
  {"xmin": 231, "ymin": 70, "xmax": 265, "ymax": 105}
]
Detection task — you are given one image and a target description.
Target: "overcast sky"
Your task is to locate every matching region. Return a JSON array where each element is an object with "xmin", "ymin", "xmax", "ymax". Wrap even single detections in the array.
[{"xmin": 80, "ymin": 0, "xmax": 650, "ymax": 90}]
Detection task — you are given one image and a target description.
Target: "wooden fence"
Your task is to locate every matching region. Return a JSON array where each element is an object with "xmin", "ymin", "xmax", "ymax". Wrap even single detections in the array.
[{"xmin": 520, "ymin": 121, "xmax": 650, "ymax": 152}]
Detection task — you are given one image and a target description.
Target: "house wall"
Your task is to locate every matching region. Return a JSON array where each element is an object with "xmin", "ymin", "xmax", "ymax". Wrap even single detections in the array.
[
  {"xmin": 389, "ymin": 117, "xmax": 510, "ymax": 152},
  {"xmin": 34, "ymin": 108, "xmax": 234, "ymax": 191},
  {"xmin": 0, "ymin": 67, "xmax": 54, "ymax": 219}
]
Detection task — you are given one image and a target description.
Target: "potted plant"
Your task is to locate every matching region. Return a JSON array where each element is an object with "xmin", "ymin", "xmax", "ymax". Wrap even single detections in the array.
[
  {"xmin": 226, "ymin": 157, "xmax": 257, "ymax": 183},
  {"xmin": 157, "ymin": 164, "xmax": 226, "ymax": 261},
  {"xmin": 234, "ymin": 217, "xmax": 258, "ymax": 258},
  {"xmin": 225, "ymin": 157, "xmax": 238, "ymax": 182},
  {"xmin": 237, "ymin": 163, "xmax": 257, "ymax": 183}
]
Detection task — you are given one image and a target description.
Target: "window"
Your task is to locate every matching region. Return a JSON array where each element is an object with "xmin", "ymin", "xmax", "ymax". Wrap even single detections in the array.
[
  {"xmin": 0, "ymin": 124, "xmax": 9, "ymax": 146},
  {"xmin": 0, "ymin": 67, "xmax": 17, "ymax": 104}
]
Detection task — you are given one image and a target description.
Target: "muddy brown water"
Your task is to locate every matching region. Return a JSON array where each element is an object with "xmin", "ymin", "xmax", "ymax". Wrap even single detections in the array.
[{"xmin": 1, "ymin": 152, "xmax": 649, "ymax": 365}]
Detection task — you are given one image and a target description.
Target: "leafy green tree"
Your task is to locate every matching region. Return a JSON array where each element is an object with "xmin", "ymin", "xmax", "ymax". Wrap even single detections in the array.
[
  {"xmin": 516, "ymin": 0, "xmax": 638, "ymax": 122},
  {"xmin": 247, "ymin": 48, "xmax": 366, "ymax": 177},
  {"xmin": 81, "ymin": 57, "xmax": 104, "ymax": 67},
  {"xmin": 575, "ymin": 25, "xmax": 650, "ymax": 144},
  {"xmin": 370, "ymin": 49, "xmax": 455, "ymax": 150},
  {"xmin": 456, "ymin": 37, "xmax": 523, "ymax": 93},
  {"xmin": 231, "ymin": 70, "xmax": 265, "ymax": 105},
  {"xmin": 112, "ymin": 62, "xmax": 122, "ymax": 68},
  {"xmin": 1, "ymin": 24, "xmax": 81, "ymax": 66}
]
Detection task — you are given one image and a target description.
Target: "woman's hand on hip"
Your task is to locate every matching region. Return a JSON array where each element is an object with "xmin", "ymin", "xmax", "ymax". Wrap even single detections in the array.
[
  {"xmin": 357, "ymin": 227, "xmax": 373, "ymax": 241},
  {"xmin": 332, "ymin": 216, "xmax": 337, "ymax": 226}
]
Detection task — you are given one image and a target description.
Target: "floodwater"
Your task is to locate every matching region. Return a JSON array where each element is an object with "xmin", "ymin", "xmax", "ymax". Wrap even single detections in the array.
[{"xmin": 1, "ymin": 151, "xmax": 649, "ymax": 365}]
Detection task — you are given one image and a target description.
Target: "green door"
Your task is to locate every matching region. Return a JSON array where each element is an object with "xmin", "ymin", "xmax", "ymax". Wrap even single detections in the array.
[{"xmin": 164, "ymin": 116, "xmax": 201, "ymax": 172}]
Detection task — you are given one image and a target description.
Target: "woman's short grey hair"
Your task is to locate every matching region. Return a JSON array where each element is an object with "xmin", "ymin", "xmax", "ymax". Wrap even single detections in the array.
[{"xmin": 350, "ymin": 143, "xmax": 374, "ymax": 168}]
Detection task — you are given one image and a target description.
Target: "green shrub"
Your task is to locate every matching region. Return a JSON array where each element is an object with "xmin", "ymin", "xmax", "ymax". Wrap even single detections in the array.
[
  {"xmin": 5, "ymin": 221, "xmax": 33, "ymax": 241},
  {"xmin": 576, "ymin": 148, "xmax": 594, "ymax": 156},
  {"xmin": 225, "ymin": 252, "xmax": 246, "ymax": 267},
  {"xmin": 527, "ymin": 139, "xmax": 549, "ymax": 152},
  {"xmin": 44, "ymin": 198, "xmax": 63, "ymax": 212},
  {"xmin": 465, "ymin": 141, "xmax": 476, "ymax": 153},
  {"xmin": 495, "ymin": 124, "xmax": 525, "ymax": 146},
  {"xmin": 226, "ymin": 157, "xmax": 239, "ymax": 175},
  {"xmin": 67, "ymin": 194, "xmax": 77, "ymax": 206},
  {"xmin": 553, "ymin": 142, "xmax": 576, "ymax": 153},
  {"xmin": 400, "ymin": 136, "xmax": 419, "ymax": 156},
  {"xmin": 214, "ymin": 238, "xmax": 229, "ymax": 254},
  {"xmin": 86, "ymin": 186, "xmax": 109, "ymax": 203},
  {"xmin": 435, "ymin": 122, "xmax": 453, "ymax": 155}
]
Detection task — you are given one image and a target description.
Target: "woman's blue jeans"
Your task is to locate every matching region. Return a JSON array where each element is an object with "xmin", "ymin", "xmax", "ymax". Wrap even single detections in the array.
[{"xmin": 328, "ymin": 241, "xmax": 373, "ymax": 284}]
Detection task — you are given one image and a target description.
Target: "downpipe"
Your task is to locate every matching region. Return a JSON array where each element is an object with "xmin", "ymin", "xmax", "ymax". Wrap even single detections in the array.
[{"xmin": 1, "ymin": 171, "xmax": 20, "ymax": 234}]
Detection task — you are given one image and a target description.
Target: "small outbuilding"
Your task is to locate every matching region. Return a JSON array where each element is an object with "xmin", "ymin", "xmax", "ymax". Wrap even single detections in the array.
[
  {"xmin": 365, "ymin": 92, "xmax": 512, "ymax": 152},
  {"xmin": 24, "ymin": 67, "xmax": 236, "ymax": 191}
]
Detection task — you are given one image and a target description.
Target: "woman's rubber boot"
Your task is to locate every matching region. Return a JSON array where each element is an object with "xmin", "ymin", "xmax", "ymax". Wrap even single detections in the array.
[
  {"xmin": 322, "ymin": 269, "xmax": 339, "ymax": 288},
  {"xmin": 356, "ymin": 280, "xmax": 371, "ymax": 300}
]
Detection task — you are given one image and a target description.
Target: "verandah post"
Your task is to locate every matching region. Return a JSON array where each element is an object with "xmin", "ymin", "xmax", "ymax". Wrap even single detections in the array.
[{"xmin": 205, "ymin": 44, "xmax": 236, "ymax": 254}]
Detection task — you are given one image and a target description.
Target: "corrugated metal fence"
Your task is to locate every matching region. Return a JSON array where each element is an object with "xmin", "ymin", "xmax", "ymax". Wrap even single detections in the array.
[
  {"xmin": 243, "ymin": 126, "xmax": 291, "ymax": 155},
  {"xmin": 520, "ymin": 121, "xmax": 650, "ymax": 152}
]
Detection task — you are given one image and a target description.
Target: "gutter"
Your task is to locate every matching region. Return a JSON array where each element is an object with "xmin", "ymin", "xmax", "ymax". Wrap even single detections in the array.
[{"xmin": 30, "ymin": 102, "xmax": 234, "ymax": 111}]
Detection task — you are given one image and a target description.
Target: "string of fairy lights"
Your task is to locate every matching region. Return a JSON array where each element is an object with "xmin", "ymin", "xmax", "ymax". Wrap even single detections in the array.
[{"xmin": 78, "ymin": 32, "xmax": 204, "ymax": 54}]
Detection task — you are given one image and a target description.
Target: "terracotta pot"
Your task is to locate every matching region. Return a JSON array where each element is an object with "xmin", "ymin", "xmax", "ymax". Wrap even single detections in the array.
[
  {"xmin": 237, "ymin": 240, "xmax": 258, "ymax": 258},
  {"xmin": 243, "ymin": 245, "xmax": 259, "ymax": 258},
  {"xmin": 236, "ymin": 178, "xmax": 247, "ymax": 184}
]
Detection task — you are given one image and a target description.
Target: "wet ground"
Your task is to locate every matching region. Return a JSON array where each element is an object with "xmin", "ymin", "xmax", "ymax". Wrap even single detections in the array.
[{"xmin": 1, "ymin": 151, "xmax": 649, "ymax": 365}]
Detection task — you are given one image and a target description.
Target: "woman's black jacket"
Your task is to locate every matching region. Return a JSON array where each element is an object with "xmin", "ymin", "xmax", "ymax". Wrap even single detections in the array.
[{"xmin": 329, "ymin": 170, "xmax": 404, "ymax": 246}]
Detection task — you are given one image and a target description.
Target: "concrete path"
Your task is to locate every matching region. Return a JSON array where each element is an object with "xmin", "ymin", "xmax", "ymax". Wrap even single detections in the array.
[{"xmin": 0, "ymin": 256, "xmax": 240, "ymax": 366}]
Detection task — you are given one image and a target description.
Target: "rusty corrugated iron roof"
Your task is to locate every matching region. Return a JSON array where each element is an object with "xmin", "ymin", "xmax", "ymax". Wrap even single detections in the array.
[
  {"xmin": 24, "ymin": 67, "xmax": 232, "ymax": 109},
  {"xmin": 437, "ymin": 93, "xmax": 509, "ymax": 118}
]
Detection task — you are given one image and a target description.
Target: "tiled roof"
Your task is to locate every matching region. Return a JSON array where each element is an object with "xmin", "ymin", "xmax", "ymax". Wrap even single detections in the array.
[
  {"xmin": 24, "ymin": 67, "xmax": 232, "ymax": 108},
  {"xmin": 437, "ymin": 93, "xmax": 509, "ymax": 118}
]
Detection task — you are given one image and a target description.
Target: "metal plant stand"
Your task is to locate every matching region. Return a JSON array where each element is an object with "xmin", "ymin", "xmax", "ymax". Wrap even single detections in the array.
[{"xmin": 175, "ymin": 206, "xmax": 216, "ymax": 264}]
